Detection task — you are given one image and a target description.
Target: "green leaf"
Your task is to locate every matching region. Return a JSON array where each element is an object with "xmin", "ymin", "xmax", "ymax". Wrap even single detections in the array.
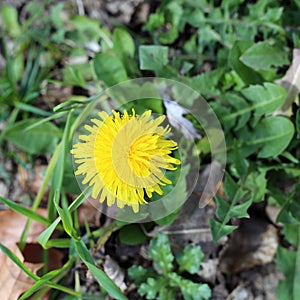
[
  {"xmin": 228, "ymin": 41, "xmax": 263, "ymax": 84},
  {"xmin": 1, "ymin": 5, "xmax": 21, "ymax": 37},
  {"xmin": 74, "ymin": 239, "xmax": 127, "ymax": 299},
  {"xmin": 242, "ymin": 83, "xmax": 286, "ymax": 117},
  {"xmin": 54, "ymin": 196, "xmax": 75, "ymax": 239},
  {"xmin": 149, "ymin": 232, "xmax": 174, "ymax": 274},
  {"xmin": 0, "ymin": 243, "xmax": 39, "ymax": 281},
  {"xmin": 139, "ymin": 45, "xmax": 169, "ymax": 71},
  {"xmin": 128, "ymin": 265, "xmax": 157, "ymax": 285},
  {"xmin": 112, "ymin": 28, "xmax": 135, "ymax": 61},
  {"xmin": 276, "ymin": 242, "xmax": 300, "ymax": 300},
  {"xmin": 139, "ymin": 277, "xmax": 169, "ymax": 299},
  {"xmin": 176, "ymin": 245, "xmax": 204, "ymax": 274},
  {"xmin": 188, "ymin": 68, "xmax": 224, "ymax": 97},
  {"xmin": 244, "ymin": 170, "xmax": 267, "ymax": 202},
  {"xmin": 93, "ymin": 53, "xmax": 128, "ymax": 86},
  {"xmin": 119, "ymin": 224, "xmax": 147, "ymax": 246},
  {"xmin": 253, "ymin": 116, "xmax": 294, "ymax": 158},
  {"xmin": 0, "ymin": 196, "xmax": 49, "ymax": 225},
  {"xmin": 38, "ymin": 191, "xmax": 87, "ymax": 249},
  {"xmin": 4, "ymin": 119, "xmax": 61, "ymax": 154},
  {"xmin": 210, "ymin": 173, "xmax": 250, "ymax": 242},
  {"xmin": 240, "ymin": 42, "xmax": 289, "ymax": 71},
  {"xmin": 296, "ymin": 109, "xmax": 300, "ymax": 139},
  {"xmin": 224, "ymin": 93, "xmax": 251, "ymax": 131},
  {"xmin": 169, "ymin": 272, "xmax": 211, "ymax": 300},
  {"xmin": 209, "ymin": 218, "xmax": 238, "ymax": 243}
]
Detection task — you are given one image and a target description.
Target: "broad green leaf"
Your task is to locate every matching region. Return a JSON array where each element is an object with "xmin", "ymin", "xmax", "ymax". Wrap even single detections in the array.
[
  {"xmin": 4, "ymin": 119, "xmax": 61, "ymax": 154},
  {"xmin": 228, "ymin": 41, "xmax": 263, "ymax": 84},
  {"xmin": 93, "ymin": 53, "xmax": 128, "ymax": 86},
  {"xmin": 176, "ymin": 245, "xmax": 204, "ymax": 274},
  {"xmin": 149, "ymin": 232, "xmax": 174, "ymax": 274},
  {"xmin": 139, "ymin": 45, "xmax": 169, "ymax": 71},
  {"xmin": 242, "ymin": 83, "xmax": 286, "ymax": 116},
  {"xmin": 240, "ymin": 41, "xmax": 289, "ymax": 71},
  {"xmin": 253, "ymin": 116, "xmax": 294, "ymax": 158},
  {"xmin": 112, "ymin": 28, "xmax": 135, "ymax": 61},
  {"xmin": 119, "ymin": 224, "xmax": 147, "ymax": 245},
  {"xmin": 276, "ymin": 242, "xmax": 300, "ymax": 300}
]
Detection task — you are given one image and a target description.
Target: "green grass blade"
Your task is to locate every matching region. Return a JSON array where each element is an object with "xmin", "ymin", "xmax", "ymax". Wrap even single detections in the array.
[
  {"xmin": 0, "ymin": 196, "xmax": 49, "ymax": 225},
  {"xmin": 14, "ymin": 102, "xmax": 51, "ymax": 116},
  {"xmin": 19, "ymin": 259, "xmax": 80, "ymax": 300},
  {"xmin": 74, "ymin": 239, "xmax": 128, "ymax": 300},
  {"xmin": 0, "ymin": 243, "xmax": 39, "ymax": 281},
  {"xmin": 38, "ymin": 218, "xmax": 61, "ymax": 249},
  {"xmin": 38, "ymin": 190, "xmax": 88, "ymax": 249}
]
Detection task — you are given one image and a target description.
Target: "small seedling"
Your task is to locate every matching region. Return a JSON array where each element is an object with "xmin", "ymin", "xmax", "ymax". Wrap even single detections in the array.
[{"xmin": 128, "ymin": 232, "xmax": 211, "ymax": 300}]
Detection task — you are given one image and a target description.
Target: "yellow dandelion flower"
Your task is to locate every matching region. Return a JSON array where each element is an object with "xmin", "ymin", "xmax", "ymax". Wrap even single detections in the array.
[{"xmin": 71, "ymin": 109, "xmax": 181, "ymax": 213}]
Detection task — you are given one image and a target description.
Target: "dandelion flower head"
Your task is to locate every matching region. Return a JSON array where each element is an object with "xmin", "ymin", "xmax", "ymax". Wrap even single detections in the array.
[{"xmin": 71, "ymin": 109, "xmax": 181, "ymax": 213}]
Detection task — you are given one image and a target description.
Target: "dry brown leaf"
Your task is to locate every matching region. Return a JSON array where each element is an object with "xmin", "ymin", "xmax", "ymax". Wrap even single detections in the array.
[
  {"xmin": 0, "ymin": 209, "xmax": 47, "ymax": 300},
  {"xmin": 275, "ymin": 48, "xmax": 300, "ymax": 114},
  {"xmin": 78, "ymin": 199, "xmax": 102, "ymax": 227},
  {"xmin": 219, "ymin": 215, "xmax": 278, "ymax": 274}
]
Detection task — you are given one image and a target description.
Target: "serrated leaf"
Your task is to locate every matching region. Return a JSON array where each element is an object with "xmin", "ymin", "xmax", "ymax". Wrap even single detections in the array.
[
  {"xmin": 128, "ymin": 266, "xmax": 157, "ymax": 285},
  {"xmin": 149, "ymin": 232, "xmax": 174, "ymax": 274},
  {"xmin": 169, "ymin": 273, "xmax": 211, "ymax": 300},
  {"xmin": 244, "ymin": 170, "xmax": 267, "ymax": 202},
  {"xmin": 240, "ymin": 42, "xmax": 289, "ymax": 71},
  {"xmin": 189, "ymin": 68, "xmax": 224, "ymax": 97},
  {"xmin": 176, "ymin": 245, "xmax": 204, "ymax": 274},
  {"xmin": 4, "ymin": 119, "xmax": 61, "ymax": 154},
  {"xmin": 139, "ymin": 45, "xmax": 168, "ymax": 71},
  {"xmin": 209, "ymin": 218, "xmax": 238, "ymax": 243},
  {"xmin": 139, "ymin": 277, "xmax": 168, "ymax": 299}
]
